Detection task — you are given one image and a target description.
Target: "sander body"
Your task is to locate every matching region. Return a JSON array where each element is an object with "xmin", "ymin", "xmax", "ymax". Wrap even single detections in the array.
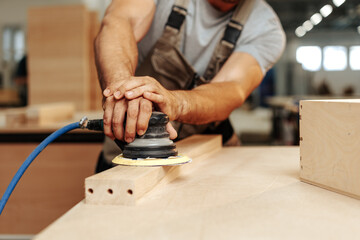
[{"xmin": 110, "ymin": 112, "xmax": 191, "ymax": 167}]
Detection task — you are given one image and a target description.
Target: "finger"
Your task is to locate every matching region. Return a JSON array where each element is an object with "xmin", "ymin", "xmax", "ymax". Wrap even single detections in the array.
[
  {"xmin": 114, "ymin": 77, "xmax": 148, "ymax": 100},
  {"xmin": 166, "ymin": 122, "xmax": 178, "ymax": 140},
  {"xmin": 143, "ymin": 92, "xmax": 164, "ymax": 104},
  {"xmin": 125, "ymin": 98, "xmax": 140, "ymax": 142},
  {"xmin": 125, "ymin": 85, "xmax": 159, "ymax": 100},
  {"xmin": 103, "ymin": 96, "xmax": 116, "ymax": 140},
  {"xmin": 112, "ymin": 99, "xmax": 128, "ymax": 140},
  {"xmin": 103, "ymin": 88, "xmax": 112, "ymax": 97},
  {"xmin": 137, "ymin": 98, "xmax": 152, "ymax": 136}
]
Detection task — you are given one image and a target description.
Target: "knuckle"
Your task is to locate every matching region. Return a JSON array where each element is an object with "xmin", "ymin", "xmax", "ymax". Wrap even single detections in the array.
[
  {"xmin": 112, "ymin": 119, "xmax": 122, "ymax": 128},
  {"xmin": 103, "ymin": 116, "xmax": 112, "ymax": 126},
  {"xmin": 105, "ymin": 96, "xmax": 113, "ymax": 104},
  {"xmin": 119, "ymin": 85, "xmax": 127, "ymax": 93},
  {"xmin": 140, "ymin": 100, "xmax": 152, "ymax": 112},
  {"xmin": 127, "ymin": 107, "xmax": 139, "ymax": 119},
  {"xmin": 145, "ymin": 76, "xmax": 153, "ymax": 82}
]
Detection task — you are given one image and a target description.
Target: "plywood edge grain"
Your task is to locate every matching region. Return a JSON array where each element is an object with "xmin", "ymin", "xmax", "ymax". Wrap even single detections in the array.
[
  {"xmin": 300, "ymin": 177, "xmax": 360, "ymax": 200},
  {"xmin": 84, "ymin": 135, "xmax": 222, "ymax": 205}
]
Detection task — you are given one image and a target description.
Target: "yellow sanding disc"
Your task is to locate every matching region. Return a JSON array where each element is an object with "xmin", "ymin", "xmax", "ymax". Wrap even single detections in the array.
[{"xmin": 112, "ymin": 154, "xmax": 191, "ymax": 167}]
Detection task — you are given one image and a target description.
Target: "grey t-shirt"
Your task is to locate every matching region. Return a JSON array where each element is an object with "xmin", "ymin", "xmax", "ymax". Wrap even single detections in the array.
[{"xmin": 138, "ymin": 0, "xmax": 286, "ymax": 75}]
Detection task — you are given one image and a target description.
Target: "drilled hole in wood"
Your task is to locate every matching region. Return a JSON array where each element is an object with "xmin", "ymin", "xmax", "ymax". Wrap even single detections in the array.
[
  {"xmin": 88, "ymin": 188, "xmax": 93, "ymax": 194},
  {"xmin": 127, "ymin": 189, "xmax": 133, "ymax": 195},
  {"xmin": 108, "ymin": 189, "xmax": 113, "ymax": 194}
]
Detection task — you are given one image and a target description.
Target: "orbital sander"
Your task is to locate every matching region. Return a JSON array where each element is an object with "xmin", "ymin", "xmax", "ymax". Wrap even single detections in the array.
[
  {"xmin": 105, "ymin": 112, "xmax": 190, "ymax": 167},
  {"xmin": 0, "ymin": 111, "xmax": 190, "ymax": 214}
]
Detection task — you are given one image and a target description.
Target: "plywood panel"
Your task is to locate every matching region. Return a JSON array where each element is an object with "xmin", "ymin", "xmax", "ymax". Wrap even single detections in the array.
[
  {"xmin": 28, "ymin": 5, "xmax": 90, "ymax": 110},
  {"xmin": 300, "ymin": 99, "xmax": 360, "ymax": 199},
  {"xmin": 0, "ymin": 143, "xmax": 102, "ymax": 234}
]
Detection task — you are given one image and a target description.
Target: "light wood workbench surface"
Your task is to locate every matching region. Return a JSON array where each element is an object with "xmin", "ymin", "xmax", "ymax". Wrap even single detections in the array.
[
  {"xmin": 35, "ymin": 146, "xmax": 360, "ymax": 239},
  {"xmin": 36, "ymin": 147, "xmax": 360, "ymax": 240}
]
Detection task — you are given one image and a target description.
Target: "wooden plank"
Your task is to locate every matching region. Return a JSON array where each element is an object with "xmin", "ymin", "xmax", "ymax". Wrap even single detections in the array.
[
  {"xmin": 35, "ymin": 147, "xmax": 360, "ymax": 240},
  {"xmin": 88, "ymin": 11, "xmax": 102, "ymax": 111},
  {"xmin": 300, "ymin": 99, "xmax": 360, "ymax": 199},
  {"xmin": 0, "ymin": 143, "xmax": 103, "ymax": 234},
  {"xmin": 0, "ymin": 111, "xmax": 103, "ymax": 134},
  {"xmin": 26, "ymin": 102, "xmax": 75, "ymax": 126},
  {"xmin": 85, "ymin": 135, "xmax": 222, "ymax": 205},
  {"xmin": 27, "ymin": 5, "xmax": 91, "ymax": 110}
]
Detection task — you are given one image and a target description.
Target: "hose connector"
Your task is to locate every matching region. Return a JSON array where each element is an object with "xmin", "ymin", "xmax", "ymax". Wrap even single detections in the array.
[
  {"xmin": 79, "ymin": 116, "xmax": 88, "ymax": 129},
  {"xmin": 85, "ymin": 119, "xmax": 104, "ymax": 132}
]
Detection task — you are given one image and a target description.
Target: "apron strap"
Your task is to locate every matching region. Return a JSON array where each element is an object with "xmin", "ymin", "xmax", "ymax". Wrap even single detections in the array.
[
  {"xmin": 162, "ymin": 0, "xmax": 190, "ymax": 49},
  {"xmin": 223, "ymin": 0, "xmax": 255, "ymax": 46},
  {"xmin": 202, "ymin": 0, "xmax": 255, "ymax": 82}
]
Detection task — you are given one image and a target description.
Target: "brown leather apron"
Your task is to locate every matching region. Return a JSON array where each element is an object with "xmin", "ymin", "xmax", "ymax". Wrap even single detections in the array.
[{"xmin": 135, "ymin": 0, "xmax": 254, "ymax": 145}]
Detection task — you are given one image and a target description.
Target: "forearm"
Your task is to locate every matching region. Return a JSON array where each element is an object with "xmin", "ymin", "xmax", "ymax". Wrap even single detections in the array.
[
  {"xmin": 174, "ymin": 81, "xmax": 247, "ymax": 124},
  {"xmin": 94, "ymin": 0, "xmax": 155, "ymax": 91},
  {"xmin": 95, "ymin": 16, "xmax": 138, "ymax": 91}
]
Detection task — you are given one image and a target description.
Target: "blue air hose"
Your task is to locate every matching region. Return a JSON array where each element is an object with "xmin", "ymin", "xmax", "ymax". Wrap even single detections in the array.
[{"xmin": 0, "ymin": 117, "xmax": 103, "ymax": 215}]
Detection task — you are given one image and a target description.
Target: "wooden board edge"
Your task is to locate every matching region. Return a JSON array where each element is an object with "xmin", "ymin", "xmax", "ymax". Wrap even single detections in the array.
[
  {"xmin": 300, "ymin": 177, "xmax": 360, "ymax": 200},
  {"xmin": 84, "ymin": 135, "xmax": 222, "ymax": 206}
]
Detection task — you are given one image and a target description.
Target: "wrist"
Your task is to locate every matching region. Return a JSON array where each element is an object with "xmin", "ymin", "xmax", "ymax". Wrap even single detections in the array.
[{"xmin": 171, "ymin": 90, "xmax": 189, "ymax": 121}]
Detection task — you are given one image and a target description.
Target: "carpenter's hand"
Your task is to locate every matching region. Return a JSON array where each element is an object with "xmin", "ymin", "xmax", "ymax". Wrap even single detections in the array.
[
  {"xmin": 103, "ymin": 95, "xmax": 152, "ymax": 142},
  {"xmin": 102, "ymin": 94, "xmax": 177, "ymax": 143},
  {"xmin": 111, "ymin": 76, "xmax": 180, "ymax": 121}
]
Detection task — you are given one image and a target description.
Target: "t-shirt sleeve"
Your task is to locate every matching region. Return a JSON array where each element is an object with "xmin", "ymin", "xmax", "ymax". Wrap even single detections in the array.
[{"xmin": 235, "ymin": 0, "xmax": 286, "ymax": 74}]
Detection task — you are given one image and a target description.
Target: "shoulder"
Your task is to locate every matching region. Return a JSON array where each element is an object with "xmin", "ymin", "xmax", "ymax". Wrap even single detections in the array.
[
  {"xmin": 245, "ymin": 0, "xmax": 284, "ymax": 37},
  {"xmin": 235, "ymin": 0, "xmax": 286, "ymax": 73}
]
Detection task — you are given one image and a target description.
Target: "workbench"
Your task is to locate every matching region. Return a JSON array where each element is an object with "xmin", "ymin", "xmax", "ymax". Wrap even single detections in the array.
[{"xmin": 34, "ymin": 146, "xmax": 360, "ymax": 239}]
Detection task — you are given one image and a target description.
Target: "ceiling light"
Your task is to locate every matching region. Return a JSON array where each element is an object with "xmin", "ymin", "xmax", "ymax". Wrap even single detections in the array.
[
  {"xmin": 332, "ymin": 0, "xmax": 346, "ymax": 7},
  {"xmin": 295, "ymin": 26, "xmax": 306, "ymax": 37},
  {"xmin": 310, "ymin": 13, "xmax": 323, "ymax": 25},
  {"xmin": 303, "ymin": 20, "xmax": 313, "ymax": 31},
  {"xmin": 320, "ymin": 5, "xmax": 333, "ymax": 17}
]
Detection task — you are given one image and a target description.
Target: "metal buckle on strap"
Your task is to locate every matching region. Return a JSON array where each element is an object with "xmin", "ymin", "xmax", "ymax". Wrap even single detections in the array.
[
  {"xmin": 165, "ymin": 5, "xmax": 187, "ymax": 30},
  {"xmin": 222, "ymin": 20, "xmax": 243, "ymax": 46}
]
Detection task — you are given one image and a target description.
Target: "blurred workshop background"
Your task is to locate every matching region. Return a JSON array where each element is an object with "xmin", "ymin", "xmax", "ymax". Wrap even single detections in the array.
[
  {"xmin": 0, "ymin": 0, "xmax": 359, "ymax": 238},
  {"xmin": 0, "ymin": 0, "xmax": 359, "ymax": 147}
]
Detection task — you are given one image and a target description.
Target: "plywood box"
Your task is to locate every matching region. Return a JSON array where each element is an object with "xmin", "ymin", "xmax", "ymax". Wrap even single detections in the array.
[
  {"xmin": 300, "ymin": 99, "xmax": 360, "ymax": 199},
  {"xmin": 28, "ymin": 5, "xmax": 101, "ymax": 111}
]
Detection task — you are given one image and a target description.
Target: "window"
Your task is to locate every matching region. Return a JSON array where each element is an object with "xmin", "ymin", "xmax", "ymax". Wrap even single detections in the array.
[
  {"xmin": 349, "ymin": 46, "xmax": 360, "ymax": 70},
  {"xmin": 2, "ymin": 26, "xmax": 25, "ymax": 88},
  {"xmin": 323, "ymin": 46, "xmax": 347, "ymax": 71},
  {"xmin": 2, "ymin": 26, "xmax": 25, "ymax": 62},
  {"xmin": 296, "ymin": 46, "xmax": 322, "ymax": 71}
]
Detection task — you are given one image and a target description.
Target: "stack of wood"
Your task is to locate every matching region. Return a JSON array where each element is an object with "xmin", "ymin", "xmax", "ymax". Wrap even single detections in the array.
[{"xmin": 27, "ymin": 5, "xmax": 102, "ymax": 111}]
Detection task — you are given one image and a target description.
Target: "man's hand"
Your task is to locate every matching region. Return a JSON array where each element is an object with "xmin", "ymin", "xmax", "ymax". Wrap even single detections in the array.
[
  {"xmin": 102, "ymin": 94, "xmax": 177, "ymax": 143},
  {"xmin": 110, "ymin": 76, "xmax": 182, "ymax": 121},
  {"xmin": 103, "ymin": 95, "xmax": 152, "ymax": 142}
]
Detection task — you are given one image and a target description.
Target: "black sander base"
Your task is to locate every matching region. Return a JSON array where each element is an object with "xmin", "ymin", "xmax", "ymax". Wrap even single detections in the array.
[{"xmin": 122, "ymin": 112, "xmax": 178, "ymax": 159}]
